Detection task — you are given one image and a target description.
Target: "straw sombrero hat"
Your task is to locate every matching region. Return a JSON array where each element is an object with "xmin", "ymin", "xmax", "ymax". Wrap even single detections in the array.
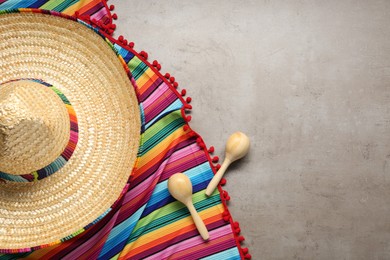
[{"xmin": 0, "ymin": 11, "xmax": 140, "ymax": 251}]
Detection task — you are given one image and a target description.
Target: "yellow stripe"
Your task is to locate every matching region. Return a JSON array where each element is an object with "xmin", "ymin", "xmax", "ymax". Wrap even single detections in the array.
[
  {"xmin": 135, "ymin": 67, "xmax": 155, "ymax": 91},
  {"xmin": 119, "ymin": 204, "xmax": 224, "ymax": 257},
  {"xmin": 137, "ymin": 127, "xmax": 185, "ymax": 169}
]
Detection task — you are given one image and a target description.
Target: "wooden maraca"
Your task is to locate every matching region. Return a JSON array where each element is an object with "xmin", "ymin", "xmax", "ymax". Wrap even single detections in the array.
[
  {"xmin": 205, "ymin": 132, "xmax": 250, "ymax": 196},
  {"xmin": 168, "ymin": 173, "xmax": 209, "ymax": 240}
]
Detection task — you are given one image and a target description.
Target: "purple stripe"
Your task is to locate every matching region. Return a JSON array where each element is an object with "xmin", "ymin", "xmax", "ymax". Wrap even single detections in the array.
[
  {"xmin": 138, "ymin": 77, "xmax": 164, "ymax": 102},
  {"xmin": 70, "ymin": 122, "xmax": 78, "ymax": 131},
  {"xmin": 63, "ymin": 210, "xmax": 120, "ymax": 260},
  {"xmin": 48, "ymin": 191, "xmax": 126, "ymax": 259},
  {"xmin": 61, "ymin": 147, "xmax": 74, "ymax": 160},
  {"xmin": 143, "ymin": 224, "xmax": 233, "ymax": 260},
  {"xmin": 160, "ymin": 154, "xmax": 208, "ymax": 181},
  {"xmin": 134, "ymin": 222, "xmax": 234, "ymax": 259},
  {"xmin": 142, "ymin": 82, "xmax": 170, "ymax": 108},
  {"xmin": 116, "ymin": 140, "xmax": 197, "ymax": 224},
  {"xmin": 123, "ymin": 168, "xmax": 163, "ymax": 205},
  {"xmin": 144, "ymin": 90, "xmax": 178, "ymax": 124},
  {"xmin": 90, "ymin": 8, "xmax": 106, "ymax": 21},
  {"xmin": 130, "ymin": 138, "xmax": 196, "ymax": 188}
]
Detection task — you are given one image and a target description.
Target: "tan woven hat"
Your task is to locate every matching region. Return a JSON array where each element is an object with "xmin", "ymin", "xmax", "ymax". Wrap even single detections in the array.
[{"xmin": 0, "ymin": 12, "xmax": 140, "ymax": 251}]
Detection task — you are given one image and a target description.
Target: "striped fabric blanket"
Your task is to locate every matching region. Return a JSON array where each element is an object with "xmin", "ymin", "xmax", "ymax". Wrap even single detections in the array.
[{"xmin": 0, "ymin": 1, "xmax": 249, "ymax": 259}]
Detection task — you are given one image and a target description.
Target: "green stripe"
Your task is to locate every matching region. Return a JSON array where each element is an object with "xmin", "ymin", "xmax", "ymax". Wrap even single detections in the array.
[
  {"xmin": 53, "ymin": 0, "xmax": 78, "ymax": 12},
  {"xmin": 139, "ymin": 110, "xmax": 185, "ymax": 155},
  {"xmin": 0, "ymin": 253, "xmax": 30, "ymax": 259},
  {"xmin": 128, "ymin": 57, "xmax": 148, "ymax": 80},
  {"xmin": 127, "ymin": 191, "xmax": 221, "ymax": 243}
]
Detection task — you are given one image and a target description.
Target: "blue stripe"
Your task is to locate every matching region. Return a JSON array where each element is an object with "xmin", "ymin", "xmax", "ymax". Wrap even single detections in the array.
[
  {"xmin": 98, "ymin": 205, "xmax": 146, "ymax": 259},
  {"xmin": 200, "ymin": 247, "xmax": 241, "ymax": 260},
  {"xmin": 145, "ymin": 99, "xmax": 183, "ymax": 129},
  {"xmin": 0, "ymin": 0, "xmax": 40, "ymax": 9},
  {"xmin": 142, "ymin": 163, "xmax": 214, "ymax": 216}
]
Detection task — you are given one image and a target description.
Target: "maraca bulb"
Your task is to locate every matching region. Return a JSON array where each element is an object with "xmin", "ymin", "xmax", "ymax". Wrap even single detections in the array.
[
  {"xmin": 205, "ymin": 132, "xmax": 250, "ymax": 197},
  {"xmin": 225, "ymin": 132, "xmax": 250, "ymax": 162}
]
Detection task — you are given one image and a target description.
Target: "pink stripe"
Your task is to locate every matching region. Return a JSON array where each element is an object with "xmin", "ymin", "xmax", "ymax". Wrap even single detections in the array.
[
  {"xmin": 90, "ymin": 8, "xmax": 107, "ymax": 21},
  {"xmin": 143, "ymin": 225, "xmax": 233, "ymax": 260},
  {"xmin": 167, "ymin": 143, "xmax": 200, "ymax": 164},
  {"xmin": 123, "ymin": 158, "xmax": 169, "ymax": 204},
  {"xmin": 63, "ymin": 210, "xmax": 120, "ymax": 260},
  {"xmin": 69, "ymin": 131, "xmax": 78, "ymax": 143},
  {"xmin": 122, "ymin": 142, "xmax": 199, "ymax": 204},
  {"xmin": 142, "ymin": 82, "xmax": 170, "ymax": 108}
]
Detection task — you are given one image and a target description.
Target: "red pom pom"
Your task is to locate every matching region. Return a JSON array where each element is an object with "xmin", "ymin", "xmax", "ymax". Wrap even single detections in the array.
[
  {"xmin": 164, "ymin": 73, "xmax": 170, "ymax": 79},
  {"xmin": 109, "ymin": 5, "xmax": 115, "ymax": 11},
  {"xmin": 189, "ymin": 131, "xmax": 197, "ymax": 137},
  {"xmin": 212, "ymin": 156, "xmax": 219, "ymax": 163},
  {"xmin": 152, "ymin": 60, "xmax": 158, "ymax": 66},
  {"xmin": 220, "ymin": 178, "xmax": 227, "ymax": 185},
  {"xmin": 156, "ymin": 64, "xmax": 162, "ymax": 70},
  {"xmin": 110, "ymin": 24, "xmax": 116, "ymax": 29},
  {"xmin": 244, "ymin": 254, "xmax": 252, "ymax": 259},
  {"xmin": 118, "ymin": 35, "xmax": 124, "ymax": 42},
  {"xmin": 238, "ymin": 236, "xmax": 245, "ymax": 242},
  {"xmin": 140, "ymin": 51, "xmax": 148, "ymax": 59},
  {"xmin": 173, "ymin": 82, "xmax": 179, "ymax": 88},
  {"xmin": 242, "ymin": 248, "xmax": 249, "ymax": 254},
  {"xmin": 215, "ymin": 164, "xmax": 221, "ymax": 170},
  {"xmin": 128, "ymin": 42, "xmax": 135, "ymax": 48},
  {"xmin": 235, "ymin": 227, "xmax": 241, "ymax": 234},
  {"xmin": 181, "ymin": 89, "xmax": 186, "ymax": 96},
  {"xmin": 183, "ymin": 125, "xmax": 189, "ymax": 131},
  {"xmin": 186, "ymin": 116, "xmax": 192, "ymax": 122},
  {"xmin": 199, "ymin": 142, "xmax": 206, "ymax": 149},
  {"xmin": 223, "ymin": 216, "xmax": 230, "ymax": 222},
  {"xmin": 123, "ymin": 39, "xmax": 128, "ymax": 45},
  {"xmin": 233, "ymin": 222, "xmax": 240, "ymax": 229},
  {"xmin": 208, "ymin": 146, "xmax": 214, "ymax": 153},
  {"xmin": 169, "ymin": 76, "xmax": 175, "ymax": 83},
  {"xmin": 184, "ymin": 104, "xmax": 192, "ymax": 110},
  {"xmin": 112, "ymin": 13, "xmax": 118, "ymax": 20},
  {"xmin": 186, "ymin": 97, "xmax": 192, "ymax": 103}
]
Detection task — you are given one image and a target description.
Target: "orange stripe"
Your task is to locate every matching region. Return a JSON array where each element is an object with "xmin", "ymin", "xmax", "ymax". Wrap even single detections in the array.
[
  {"xmin": 163, "ymin": 150, "xmax": 205, "ymax": 172},
  {"xmin": 136, "ymin": 70, "xmax": 160, "ymax": 95},
  {"xmin": 120, "ymin": 222, "xmax": 198, "ymax": 258},
  {"xmin": 75, "ymin": 0, "xmax": 102, "ymax": 14},
  {"xmin": 132, "ymin": 133, "xmax": 189, "ymax": 180},
  {"xmin": 119, "ymin": 205, "xmax": 224, "ymax": 259}
]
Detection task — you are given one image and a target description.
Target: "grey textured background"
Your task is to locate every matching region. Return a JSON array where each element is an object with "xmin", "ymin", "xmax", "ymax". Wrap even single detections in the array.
[{"xmin": 111, "ymin": 1, "xmax": 390, "ymax": 259}]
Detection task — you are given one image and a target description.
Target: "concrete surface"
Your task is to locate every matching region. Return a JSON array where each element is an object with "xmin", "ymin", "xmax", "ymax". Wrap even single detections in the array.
[{"xmin": 111, "ymin": 1, "xmax": 390, "ymax": 259}]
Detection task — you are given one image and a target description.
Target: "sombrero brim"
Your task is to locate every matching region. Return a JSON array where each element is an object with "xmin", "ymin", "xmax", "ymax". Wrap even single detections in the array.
[{"xmin": 0, "ymin": 11, "xmax": 140, "ymax": 250}]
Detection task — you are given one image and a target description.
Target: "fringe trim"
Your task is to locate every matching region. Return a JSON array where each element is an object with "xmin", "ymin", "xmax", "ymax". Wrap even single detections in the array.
[
  {"xmin": 74, "ymin": 0, "xmax": 117, "ymax": 36},
  {"xmin": 106, "ymin": 33, "xmax": 251, "ymax": 260}
]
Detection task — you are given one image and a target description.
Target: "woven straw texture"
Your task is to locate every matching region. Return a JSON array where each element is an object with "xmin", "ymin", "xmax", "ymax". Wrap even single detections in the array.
[
  {"xmin": 0, "ymin": 80, "xmax": 70, "ymax": 175},
  {"xmin": 0, "ymin": 13, "xmax": 140, "ymax": 249}
]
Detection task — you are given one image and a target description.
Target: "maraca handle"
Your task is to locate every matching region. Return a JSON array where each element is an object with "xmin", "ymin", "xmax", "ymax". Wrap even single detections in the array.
[
  {"xmin": 187, "ymin": 203, "xmax": 209, "ymax": 240},
  {"xmin": 205, "ymin": 159, "xmax": 230, "ymax": 196}
]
